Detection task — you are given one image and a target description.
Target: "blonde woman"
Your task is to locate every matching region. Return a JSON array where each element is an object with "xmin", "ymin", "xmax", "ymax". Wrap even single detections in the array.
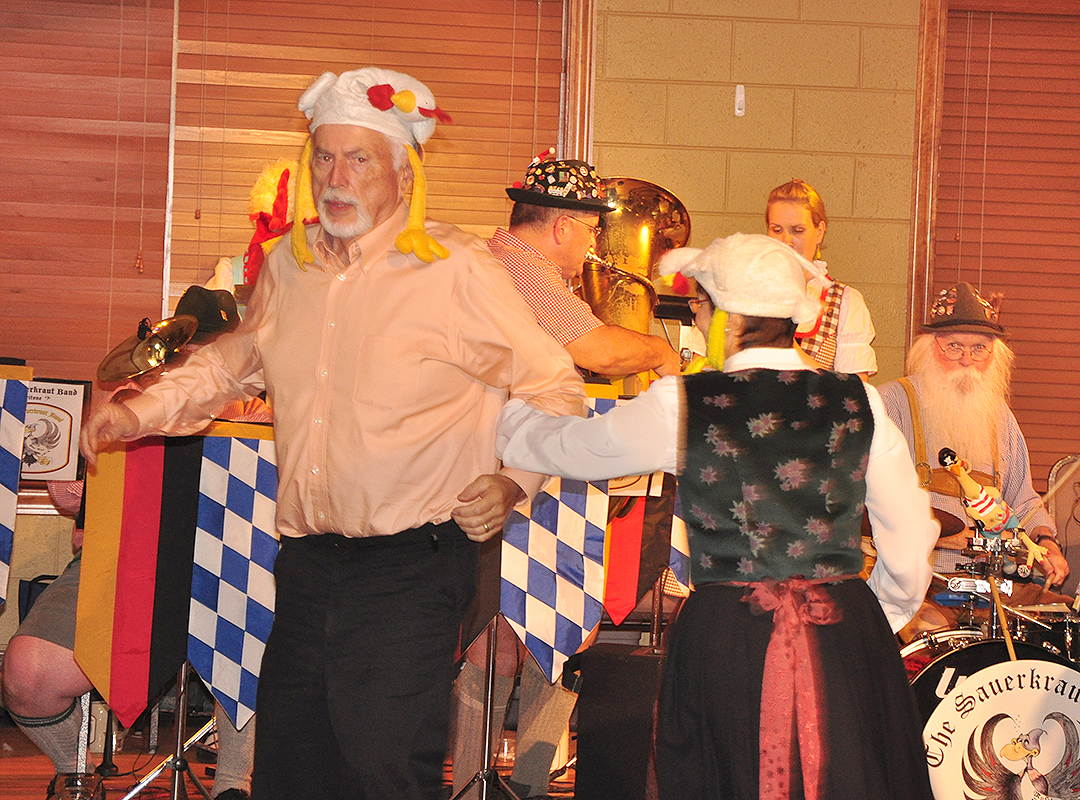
[{"xmin": 766, "ymin": 179, "xmax": 877, "ymax": 378}]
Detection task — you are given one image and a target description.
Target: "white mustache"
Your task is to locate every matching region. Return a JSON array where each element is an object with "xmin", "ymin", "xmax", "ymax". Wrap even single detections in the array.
[{"xmin": 319, "ymin": 188, "xmax": 360, "ymax": 209}]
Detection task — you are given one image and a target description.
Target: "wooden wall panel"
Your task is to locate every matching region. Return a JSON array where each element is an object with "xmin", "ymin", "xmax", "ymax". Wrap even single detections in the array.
[{"xmin": 0, "ymin": 0, "xmax": 174, "ymax": 383}]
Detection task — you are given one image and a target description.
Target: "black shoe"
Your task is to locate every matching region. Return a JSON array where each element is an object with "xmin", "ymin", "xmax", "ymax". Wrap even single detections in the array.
[{"xmin": 213, "ymin": 790, "xmax": 250, "ymax": 800}]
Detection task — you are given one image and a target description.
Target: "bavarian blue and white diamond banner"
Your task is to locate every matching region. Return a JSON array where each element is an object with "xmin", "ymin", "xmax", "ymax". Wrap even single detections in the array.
[
  {"xmin": 501, "ymin": 476, "xmax": 608, "ymax": 684},
  {"xmin": 499, "ymin": 395, "xmax": 617, "ymax": 684},
  {"xmin": 0, "ymin": 379, "xmax": 29, "ymax": 606},
  {"xmin": 666, "ymin": 490, "xmax": 691, "ymax": 598},
  {"xmin": 188, "ymin": 428, "xmax": 278, "ymax": 729}
]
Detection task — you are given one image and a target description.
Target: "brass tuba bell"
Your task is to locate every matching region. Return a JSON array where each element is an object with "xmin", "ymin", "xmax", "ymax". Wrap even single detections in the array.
[{"xmin": 580, "ymin": 178, "xmax": 690, "ymax": 334}]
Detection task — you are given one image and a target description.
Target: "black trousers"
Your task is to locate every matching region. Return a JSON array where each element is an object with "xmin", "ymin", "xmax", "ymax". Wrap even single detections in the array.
[{"xmin": 251, "ymin": 523, "xmax": 478, "ymax": 800}]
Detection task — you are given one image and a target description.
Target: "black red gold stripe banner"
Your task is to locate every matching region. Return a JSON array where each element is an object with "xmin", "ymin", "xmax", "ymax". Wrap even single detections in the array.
[{"xmin": 76, "ymin": 435, "xmax": 204, "ymax": 728}]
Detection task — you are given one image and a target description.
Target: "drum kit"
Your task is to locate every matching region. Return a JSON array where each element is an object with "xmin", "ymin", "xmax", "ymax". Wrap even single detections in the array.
[{"xmin": 902, "ymin": 506, "xmax": 1080, "ymax": 798}]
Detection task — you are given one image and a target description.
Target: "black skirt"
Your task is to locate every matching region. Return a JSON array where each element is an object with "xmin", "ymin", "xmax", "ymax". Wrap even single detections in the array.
[{"xmin": 655, "ymin": 579, "xmax": 933, "ymax": 800}]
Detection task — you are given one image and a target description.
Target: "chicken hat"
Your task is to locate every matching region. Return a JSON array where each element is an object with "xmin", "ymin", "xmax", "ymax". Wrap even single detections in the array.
[
  {"xmin": 659, "ymin": 233, "xmax": 825, "ymax": 369},
  {"xmin": 293, "ymin": 68, "xmax": 452, "ymax": 267}
]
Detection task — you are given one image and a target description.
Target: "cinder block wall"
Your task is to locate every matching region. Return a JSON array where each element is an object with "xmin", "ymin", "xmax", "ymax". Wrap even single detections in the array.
[{"xmin": 593, "ymin": 0, "xmax": 921, "ymax": 382}]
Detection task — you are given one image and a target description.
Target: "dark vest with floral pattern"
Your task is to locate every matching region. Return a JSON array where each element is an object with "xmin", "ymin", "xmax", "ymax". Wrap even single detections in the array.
[{"xmin": 680, "ymin": 367, "xmax": 873, "ymax": 584}]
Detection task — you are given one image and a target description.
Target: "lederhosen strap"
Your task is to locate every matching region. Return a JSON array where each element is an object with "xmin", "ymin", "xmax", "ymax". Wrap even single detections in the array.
[{"xmin": 898, "ymin": 377, "xmax": 997, "ymax": 496}]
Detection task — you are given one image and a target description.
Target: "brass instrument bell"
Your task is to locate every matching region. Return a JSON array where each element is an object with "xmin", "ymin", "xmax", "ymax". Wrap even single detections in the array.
[{"xmin": 580, "ymin": 177, "xmax": 690, "ymax": 334}]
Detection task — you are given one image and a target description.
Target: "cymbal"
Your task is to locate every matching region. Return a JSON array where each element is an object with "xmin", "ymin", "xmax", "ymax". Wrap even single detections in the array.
[
  {"xmin": 97, "ymin": 315, "xmax": 198, "ymax": 383},
  {"xmin": 860, "ymin": 506, "xmax": 966, "ymax": 538},
  {"xmin": 934, "ymin": 508, "xmax": 966, "ymax": 537}
]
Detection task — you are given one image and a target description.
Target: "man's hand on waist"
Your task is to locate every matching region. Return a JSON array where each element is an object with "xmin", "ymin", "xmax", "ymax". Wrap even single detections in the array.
[{"xmin": 451, "ymin": 474, "xmax": 527, "ymax": 542}]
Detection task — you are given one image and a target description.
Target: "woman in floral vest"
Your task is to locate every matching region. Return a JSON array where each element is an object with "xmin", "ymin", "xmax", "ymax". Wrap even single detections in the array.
[{"xmin": 496, "ymin": 233, "xmax": 937, "ymax": 800}]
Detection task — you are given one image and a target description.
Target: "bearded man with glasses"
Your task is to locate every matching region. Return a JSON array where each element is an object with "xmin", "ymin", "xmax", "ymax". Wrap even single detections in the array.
[{"xmin": 878, "ymin": 282, "xmax": 1069, "ymax": 637}]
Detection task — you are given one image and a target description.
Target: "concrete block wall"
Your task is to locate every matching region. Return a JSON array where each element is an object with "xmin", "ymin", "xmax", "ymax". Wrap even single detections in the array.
[{"xmin": 593, "ymin": 0, "xmax": 922, "ymax": 382}]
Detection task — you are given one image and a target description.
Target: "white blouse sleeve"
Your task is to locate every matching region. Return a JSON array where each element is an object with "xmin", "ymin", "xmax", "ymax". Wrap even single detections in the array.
[
  {"xmin": 496, "ymin": 376, "xmax": 681, "ymax": 480},
  {"xmin": 862, "ymin": 382, "xmax": 939, "ymax": 631},
  {"xmin": 833, "ymin": 285, "xmax": 878, "ymax": 376}
]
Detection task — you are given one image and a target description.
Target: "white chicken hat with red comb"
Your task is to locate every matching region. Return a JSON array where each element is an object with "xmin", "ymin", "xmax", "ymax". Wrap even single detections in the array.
[
  {"xmin": 658, "ymin": 233, "xmax": 824, "ymax": 325},
  {"xmin": 292, "ymin": 67, "xmax": 453, "ymax": 266},
  {"xmin": 298, "ymin": 67, "xmax": 450, "ymax": 150}
]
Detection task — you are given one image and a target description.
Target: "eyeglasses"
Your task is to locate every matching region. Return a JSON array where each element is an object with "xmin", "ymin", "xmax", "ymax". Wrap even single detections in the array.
[
  {"xmin": 688, "ymin": 297, "xmax": 711, "ymax": 313},
  {"xmin": 936, "ymin": 338, "xmax": 993, "ymax": 362},
  {"xmin": 565, "ymin": 215, "xmax": 601, "ymax": 238}
]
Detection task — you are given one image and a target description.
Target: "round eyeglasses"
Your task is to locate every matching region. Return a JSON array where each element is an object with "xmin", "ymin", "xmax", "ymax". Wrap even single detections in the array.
[
  {"xmin": 688, "ymin": 297, "xmax": 711, "ymax": 313},
  {"xmin": 936, "ymin": 338, "xmax": 993, "ymax": 362}
]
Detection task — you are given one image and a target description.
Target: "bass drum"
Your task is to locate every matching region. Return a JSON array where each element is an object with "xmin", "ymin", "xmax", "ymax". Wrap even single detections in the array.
[{"xmin": 906, "ymin": 635, "xmax": 1075, "ymax": 724}]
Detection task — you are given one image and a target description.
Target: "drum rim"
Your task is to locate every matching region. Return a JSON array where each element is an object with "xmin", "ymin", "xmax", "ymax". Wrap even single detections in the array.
[
  {"xmin": 909, "ymin": 637, "xmax": 1078, "ymax": 682},
  {"xmin": 898, "ymin": 627, "xmax": 983, "ymax": 659}
]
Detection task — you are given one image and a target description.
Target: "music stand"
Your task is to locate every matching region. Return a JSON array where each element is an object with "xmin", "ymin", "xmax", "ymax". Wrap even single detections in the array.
[
  {"xmin": 120, "ymin": 661, "xmax": 215, "ymax": 800},
  {"xmin": 451, "ymin": 616, "xmax": 522, "ymax": 800}
]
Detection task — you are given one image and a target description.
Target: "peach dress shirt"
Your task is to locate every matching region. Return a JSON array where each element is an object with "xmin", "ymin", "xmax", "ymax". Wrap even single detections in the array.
[{"xmin": 124, "ymin": 204, "xmax": 586, "ymax": 539}]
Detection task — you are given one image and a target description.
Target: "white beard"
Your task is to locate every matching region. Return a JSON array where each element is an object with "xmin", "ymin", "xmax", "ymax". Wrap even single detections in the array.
[
  {"xmin": 907, "ymin": 335, "xmax": 1013, "ymax": 470},
  {"xmin": 318, "ymin": 189, "xmax": 374, "ymax": 240}
]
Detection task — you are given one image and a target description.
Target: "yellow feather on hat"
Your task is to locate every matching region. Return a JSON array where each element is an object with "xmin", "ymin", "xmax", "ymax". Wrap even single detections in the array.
[{"xmin": 291, "ymin": 138, "xmax": 319, "ymax": 270}]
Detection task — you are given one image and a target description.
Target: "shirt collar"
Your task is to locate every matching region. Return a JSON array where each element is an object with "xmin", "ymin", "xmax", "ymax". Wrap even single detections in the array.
[
  {"xmin": 723, "ymin": 346, "xmax": 817, "ymax": 373},
  {"xmin": 491, "ymin": 228, "xmax": 564, "ymax": 278},
  {"xmin": 312, "ymin": 203, "xmax": 408, "ymax": 274}
]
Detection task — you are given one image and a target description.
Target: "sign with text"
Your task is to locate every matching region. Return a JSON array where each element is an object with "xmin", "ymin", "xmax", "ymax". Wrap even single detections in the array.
[{"xmin": 21, "ymin": 380, "xmax": 88, "ymax": 481}]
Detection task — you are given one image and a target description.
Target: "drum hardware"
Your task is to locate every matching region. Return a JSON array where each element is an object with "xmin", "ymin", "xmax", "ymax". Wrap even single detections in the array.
[
  {"xmin": 900, "ymin": 627, "xmax": 984, "ymax": 660},
  {"xmin": 947, "ymin": 575, "xmax": 1013, "ymax": 597},
  {"xmin": 451, "ymin": 616, "xmax": 522, "ymax": 800},
  {"xmin": 934, "ymin": 568, "xmax": 1052, "ymax": 637},
  {"xmin": 960, "ymin": 525, "xmax": 1034, "ymax": 579},
  {"xmin": 97, "ymin": 314, "xmax": 199, "ymax": 383},
  {"xmin": 120, "ymin": 662, "xmax": 215, "ymax": 800}
]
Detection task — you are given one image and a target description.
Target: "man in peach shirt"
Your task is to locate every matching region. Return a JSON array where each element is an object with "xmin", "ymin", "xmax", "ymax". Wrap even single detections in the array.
[{"xmin": 80, "ymin": 67, "xmax": 585, "ymax": 800}]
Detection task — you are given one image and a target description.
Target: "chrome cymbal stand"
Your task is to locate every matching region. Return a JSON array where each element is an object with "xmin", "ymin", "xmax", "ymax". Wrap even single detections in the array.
[
  {"xmin": 121, "ymin": 662, "xmax": 214, "ymax": 800},
  {"xmin": 451, "ymin": 617, "xmax": 521, "ymax": 800}
]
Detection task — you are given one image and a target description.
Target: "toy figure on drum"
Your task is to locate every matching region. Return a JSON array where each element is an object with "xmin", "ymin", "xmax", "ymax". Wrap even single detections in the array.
[
  {"xmin": 940, "ymin": 446, "xmax": 1051, "ymax": 577},
  {"xmin": 496, "ymin": 233, "xmax": 939, "ymax": 800},
  {"xmin": 879, "ymin": 283, "xmax": 1070, "ymax": 635}
]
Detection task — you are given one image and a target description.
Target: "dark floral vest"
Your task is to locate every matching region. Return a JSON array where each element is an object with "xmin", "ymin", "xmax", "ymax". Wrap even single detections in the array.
[{"xmin": 680, "ymin": 367, "xmax": 873, "ymax": 584}]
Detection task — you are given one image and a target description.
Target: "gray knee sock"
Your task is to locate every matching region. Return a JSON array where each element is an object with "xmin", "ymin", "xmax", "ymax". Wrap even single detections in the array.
[
  {"xmin": 510, "ymin": 658, "xmax": 577, "ymax": 797},
  {"xmin": 212, "ymin": 703, "xmax": 254, "ymax": 796},
  {"xmin": 9, "ymin": 700, "xmax": 89, "ymax": 774}
]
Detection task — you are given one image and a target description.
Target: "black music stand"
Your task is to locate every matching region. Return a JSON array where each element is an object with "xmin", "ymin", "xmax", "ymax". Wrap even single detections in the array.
[{"xmin": 451, "ymin": 616, "xmax": 522, "ymax": 800}]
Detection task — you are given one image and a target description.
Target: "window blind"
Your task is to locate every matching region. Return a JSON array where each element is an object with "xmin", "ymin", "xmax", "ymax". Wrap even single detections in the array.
[{"xmin": 934, "ymin": 8, "xmax": 1080, "ymax": 489}]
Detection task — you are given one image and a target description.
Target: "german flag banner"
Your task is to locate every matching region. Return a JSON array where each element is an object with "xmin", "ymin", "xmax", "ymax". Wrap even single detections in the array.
[
  {"xmin": 75, "ymin": 421, "xmax": 276, "ymax": 729},
  {"xmin": 602, "ymin": 471, "xmax": 677, "ymax": 625}
]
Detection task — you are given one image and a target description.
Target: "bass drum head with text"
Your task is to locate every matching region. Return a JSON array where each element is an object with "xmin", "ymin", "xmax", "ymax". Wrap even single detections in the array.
[
  {"xmin": 910, "ymin": 638, "xmax": 1074, "ymax": 725},
  {"xmin": 922, "ymin": 658, "xmax": 1080, "ymax": 799}
]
